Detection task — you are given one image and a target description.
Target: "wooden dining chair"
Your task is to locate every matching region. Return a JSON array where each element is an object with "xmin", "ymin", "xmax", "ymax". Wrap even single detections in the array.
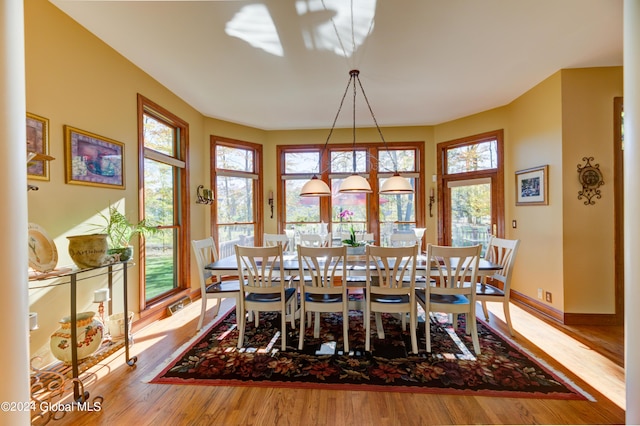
[
  {"xmin": 364, "ymin": 244, "xmax": 419, "ymax": 354},
  {"xmin": 476, "ymin": 237, "xmax": 520, "ymax": 336},
  {"xmin": 191, "ymin": 237, "xmax": 240, "ymax": 332},
  {"xmin": 389, "ymin": 233, "xmax": 419, "ymax": 247},
  {"xmin": 297, "ymin": 245, "xmax": 349, "ymax": 351},
  {"xmin": 235, "ymin": 244, "xmax": 297, "ymax": 351},
  {"xmin": 263, "ymin": 233, "xmax": 292, "ymax": 251},
  {"xmin": 417, "ymin": 244, "xmax": 482, "ymax": 354},
  {"xmin": 299, "ymin": 233, "xmax": 331, "ymax": 248}
]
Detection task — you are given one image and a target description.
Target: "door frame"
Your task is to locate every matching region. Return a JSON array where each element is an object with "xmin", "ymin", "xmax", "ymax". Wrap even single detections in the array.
[{"xmin": 436, "ymin": 130, "xmax": 505, "ymax": 245}]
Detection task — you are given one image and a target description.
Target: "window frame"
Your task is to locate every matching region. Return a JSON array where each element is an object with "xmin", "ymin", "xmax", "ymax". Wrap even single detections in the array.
[
  {"xmin": 137, "ymin": 94, "xmax": 191, "ymax": 315},
  {"xmin": 277, "ymin": 141, "xmax": 425, "ymax": 246},
  {"xmin": 436, "ymin": 129, "xmax": 504, "ymax": 245},
  {"xmin": 210, "ymin": 135, "xmax": 264, "ymax": 253}
]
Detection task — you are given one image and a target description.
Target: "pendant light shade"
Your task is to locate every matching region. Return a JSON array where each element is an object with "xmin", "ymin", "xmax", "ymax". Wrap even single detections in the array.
[
  {"xmin": 300, "ymin": 175, "xmax": 331, "ymax": 197},
  {"xmin": 380, "ymin": 172, "xmax": 414, "ymax": 194},
  {"xmin": 339, "ymin": 174, "xmax": 373, "ymax": 193}
]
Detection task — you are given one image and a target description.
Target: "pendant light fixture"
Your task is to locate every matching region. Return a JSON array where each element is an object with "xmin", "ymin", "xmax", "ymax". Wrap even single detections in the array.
[{"xmin": 299, "ymin": 69, "xmax": 414, "ymax": 196}]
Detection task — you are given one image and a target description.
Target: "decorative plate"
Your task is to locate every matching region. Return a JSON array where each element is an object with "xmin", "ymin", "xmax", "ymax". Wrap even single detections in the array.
[{"xmin": 28, "ymin": 223, "xmax": 58, "ymax": 272}]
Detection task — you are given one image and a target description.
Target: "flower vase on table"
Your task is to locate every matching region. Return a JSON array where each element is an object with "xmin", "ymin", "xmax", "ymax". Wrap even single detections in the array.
[{"xmin": 339, "ymin": 209, "xmax": 366, "ymax": 255}]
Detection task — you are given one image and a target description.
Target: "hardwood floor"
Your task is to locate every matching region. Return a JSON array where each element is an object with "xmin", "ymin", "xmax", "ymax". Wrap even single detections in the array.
[{"xmin": 48, "ymin": 299, "xmax": 625, "ymax": 425}]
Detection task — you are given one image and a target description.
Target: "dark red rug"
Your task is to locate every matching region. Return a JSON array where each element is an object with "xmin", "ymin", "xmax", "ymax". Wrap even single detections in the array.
[{"xmin": 150, "ymin": 303, "xmax": 591, "ymax": 400}]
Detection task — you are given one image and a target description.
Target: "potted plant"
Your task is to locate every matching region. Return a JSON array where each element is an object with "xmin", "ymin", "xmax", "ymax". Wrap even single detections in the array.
[
  {"xmin": 339, "ymin": 209, "xmax": 366, "ymax": 255},
  {"xmin": 93, "ymin": 203, "xmax": 159, "ymax": 262}
]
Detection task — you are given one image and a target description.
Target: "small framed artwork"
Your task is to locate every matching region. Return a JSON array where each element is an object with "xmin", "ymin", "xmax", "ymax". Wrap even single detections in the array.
[
  {"xmin": 515, "ymin": 165, "xmax": 548, "ymax": 206},
  {"xmin": 64, "ymin": 125, "xmax": 125, "ymax": 189},
  {"xmin": 26, "ymin": 113, "xmax": 50, "ymax": 180}
]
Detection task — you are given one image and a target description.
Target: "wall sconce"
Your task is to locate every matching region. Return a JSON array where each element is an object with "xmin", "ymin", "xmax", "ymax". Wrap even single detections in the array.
[
  {"xmin": 577, "ymin": 156, "xmax": 604, "ymax": 205},
  {"xmin": 268, "ymin": 190, "xmax": 274, "ymax": 219},
  {"xmin": 428, "ymin": 187, "xmax": 435, "ymax": 217},
  {"xmin": 196, "ymin": 185, "xmax": 214, "ymax": 205}
]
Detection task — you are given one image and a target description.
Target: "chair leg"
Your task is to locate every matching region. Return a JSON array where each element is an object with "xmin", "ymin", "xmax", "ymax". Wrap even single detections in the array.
[
  {"xmin": 313, "ymin": 312, "xmax": 321, "ymax": 338},
  {"xmin": 375, "ymin": 312, "xmax": 385, "ymax": 339},
  {"xmin": 425, "ymin": 314, "xmax": 431, "ymax": 353},
  {"xmin": 409, "ymin": 307, "xmax": 418, "ymax": 354},
  {"xmin": 237, "ymin": 308, "xmax": 246, "ymax": 349},
  {"xmin": 365, "ymin": 306, "xmax": 371, "ymax": 352},
  {"xmin": 211, "ymin": 298, "xmax": 221, "ymax": 317},
  {"xmin": 503, "ymin": 300, "xmax": 515, "ymax": 337},
  {"xmin": 342, "ymin": 307, "xmax": 349, "ymax": 353},
  {"xmin": 197, "ymin": 298, "xmax": 207, "ymax": 331},
  {"xmin": 469, "ymin": 311, "xmax": 481, "ymax": 355},
  {"xmin": 481, "ymin": 300, "xmax": 490, "ymax": 321},
  {"xmin": 281, "ymin": 304, "xmax": 287, "ymax": 351},
  {"xmin": 298, "ymin": 301, "xmax": 306, "ymax": 350}
]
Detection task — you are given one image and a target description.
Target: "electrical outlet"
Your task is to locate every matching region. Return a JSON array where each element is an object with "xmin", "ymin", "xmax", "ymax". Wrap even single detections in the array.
[
  {"xmin": 512, "ymin": 220, "xmax": 517, "ymax": 228},
  {"xmin": 537, "ymin": 288, "xmax": 543, "ymax": 299},
  {"xmin": 545, "ymin": 291, "xmax": 552, "ymax": 303}
]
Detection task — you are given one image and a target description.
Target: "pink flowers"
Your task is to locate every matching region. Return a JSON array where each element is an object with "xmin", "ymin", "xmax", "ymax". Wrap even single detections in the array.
[{"xmin": 339, "ymin": 209, "xmax": 354, "ymax": 220}]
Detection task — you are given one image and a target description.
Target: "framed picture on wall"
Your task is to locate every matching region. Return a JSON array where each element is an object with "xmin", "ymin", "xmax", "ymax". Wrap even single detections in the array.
[
  {"xmin": 515, "ymin": 165, "xmax": 548, "ymax": 206},
  {"xmin": 26, "ymin": 113, "xmax": 50, "ymax": 180},
  {"xmin": 64, "ymin": 125, "xmax": 125, "ymax": 189}
]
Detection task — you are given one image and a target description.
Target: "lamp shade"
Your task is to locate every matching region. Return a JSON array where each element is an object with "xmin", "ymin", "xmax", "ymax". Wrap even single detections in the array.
[
  {"xmin": 300, "ymin": 176, "xmax": 331, "ymax": 197},
  {"xmin": 380, "ymin": 173, "xmax": 414, "ymax": 194},
  {"xmin": 339, "ymin": 174, "xmax": 372, "ymax": 193}
]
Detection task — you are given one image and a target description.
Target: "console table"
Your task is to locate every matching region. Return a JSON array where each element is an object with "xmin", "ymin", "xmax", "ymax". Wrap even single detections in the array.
[{"xmin": 29, "ymin": 261, "xmax": 136, "ymax": 404}]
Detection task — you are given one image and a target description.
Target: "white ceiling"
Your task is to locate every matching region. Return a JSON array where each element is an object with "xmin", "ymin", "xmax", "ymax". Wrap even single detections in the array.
[{"xmin": 50, "ymin": 0, "xmax": 622, "ymax": 131}]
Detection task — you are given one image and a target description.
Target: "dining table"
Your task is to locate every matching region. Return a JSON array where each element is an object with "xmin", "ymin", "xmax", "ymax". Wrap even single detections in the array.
[{"xmin": 205, "ymin": 252, "xmax": 503, "ymax": 286}]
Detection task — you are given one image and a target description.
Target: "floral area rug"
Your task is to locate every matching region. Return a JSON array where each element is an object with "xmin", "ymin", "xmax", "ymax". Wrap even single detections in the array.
[{"xmin": 150, "ymin": 301, "xmax": 591, "ymax": 400}]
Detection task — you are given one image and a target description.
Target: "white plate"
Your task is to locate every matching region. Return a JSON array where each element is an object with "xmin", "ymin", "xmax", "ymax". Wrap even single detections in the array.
[{"xmin": 28, "ymin": 223, "xmax": 58, "ymax": 273}]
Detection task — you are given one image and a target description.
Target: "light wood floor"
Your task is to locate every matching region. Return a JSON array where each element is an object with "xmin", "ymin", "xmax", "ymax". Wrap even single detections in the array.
[{"xmin": 48, "ymin": 299, "xmax": 625, "ymax": 426}]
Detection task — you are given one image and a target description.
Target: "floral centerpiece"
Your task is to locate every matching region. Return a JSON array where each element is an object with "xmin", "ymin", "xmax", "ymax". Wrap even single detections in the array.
[{"xmin": 339, "ymin": 209, "xmax": 365, "ymax": 251}]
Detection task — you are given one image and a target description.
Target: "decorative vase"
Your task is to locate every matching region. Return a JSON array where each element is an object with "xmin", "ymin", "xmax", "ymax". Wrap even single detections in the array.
[
  {"xmin": 50, "ymin": 311, "xmax": 104, "ymax": 364},
  {"xmin": 346, "ymin": 245, "xmax": 366, "ymax": 255},
  {"xmin": 67, "ymin": 234, "xmax": 108, "ymax": 269},
  {"xmin": 106, "ymin": 311, "xmax": 134, "ymax": 339},
  {"xmin": 107, "ymin": 246, "xmax": 133, "ymax": 262}
]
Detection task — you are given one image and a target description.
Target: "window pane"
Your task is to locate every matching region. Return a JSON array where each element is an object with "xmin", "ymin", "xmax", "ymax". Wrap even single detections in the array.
[
  {"xmin": 450, "ymin": 181, "xmax": 492, "ymax": 254},
  {"xmin": 285, "ymin": 179, "xmax": 320, "ymax": 222},
  {"xmin": 218, "ymin": 224, "xmax": 255, "ymax": 257},
  {"xmin": 143, "ymin": 115, "xmax": 174, "ymax": 156},
  {"xmin": 378, "ymin": 149, "xmax": 416, "ymax": 172},
  {"xmin": 216, "ymin": 145, "xmax": 254, "ymax": 172},
  {"xmin": 145, "ymin": 227, "xmax": 176, "ymax": 300},
  {"xmin": 285, "ymin": 152, "xmax": 319, "ymax": 174},
  {"xmin": 447, "ymin": 140, "xmax": 497, "ymax": 174},
  {"xmin": 332, "ymin": 178, "xmax": 367, "ymax": 234},
  {"xmin": 144, "ymin": 158, "xmax": 175, "ymax": 225},
  {"xmin": 330, "ymin": 150, "xmax": 367, "ymax": 173},
  {"xmin": 379, "ymin": 177, "xmax": 416, "ymax": 246},
  {"xmin": 216, "ymin": 176, "xmax": 254, "ymax": 223}
]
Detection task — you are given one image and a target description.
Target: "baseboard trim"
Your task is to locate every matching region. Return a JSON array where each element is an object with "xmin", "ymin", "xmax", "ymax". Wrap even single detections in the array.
[
  {"xmin": 510, "ymin": 290, "xmax": 622, "ymax": 326},
  {"xmin": 510, "ymin": 290, "xmax": 564, "ymax": 323}
]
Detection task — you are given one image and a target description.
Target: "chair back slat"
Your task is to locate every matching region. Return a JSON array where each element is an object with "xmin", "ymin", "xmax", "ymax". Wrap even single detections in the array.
[
  {"xmin": 192, "ymin": 237, "xmax": 219, "ymax": 289},
  {"xmin": 483, "ymin": 236, "xmax": 520, "ymax": 286},
  {"xmin": 235, "ymin": 245, "xmax": 284, "ymax": 291},
  {"xmin": 298, "ymin": 245, "xmax": 346, "ymax": 289},
  {"xmin": 367, "ymin": 245, "xmax": 418, "ymax": 290},
  {"xmin": 429, "ymin": 244, "xmax": 481, "ymax": 293}
]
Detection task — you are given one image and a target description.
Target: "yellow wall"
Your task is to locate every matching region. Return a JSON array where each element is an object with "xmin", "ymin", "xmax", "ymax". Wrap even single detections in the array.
[
  {"xmin": 508, "ymin": 72, "xmax": 565, "ymax": 309},
  {"xmin": 25, "ymin": 0, "xmax": 210, "ymax": 362},
  {"xmin": 560, "ymin": 67, "xmax": 623, "ymax": 313}
]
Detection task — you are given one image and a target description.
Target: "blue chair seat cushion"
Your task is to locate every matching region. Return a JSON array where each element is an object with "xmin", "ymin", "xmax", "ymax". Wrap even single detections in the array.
[
  {"xmin": 205, "ymin": 280, "xmax": 241, "ymax": 294},
  {"xmin": 304, "ymin": 293, "xmax": 344, "ymax": 303},
  {"xmin": 476, "ymin": 282, "xmax": 505, "ymax": 297},
  {"xmin": 245, "ymin": 287, "xmax": 296, "ymax": 303},
  {"xmin": 369, "ymin": 293, "xmax": 410, "ymax": 304},
  {"xmin": 416, "ymin": 288, "xmax": 470, "ymax": 305}
]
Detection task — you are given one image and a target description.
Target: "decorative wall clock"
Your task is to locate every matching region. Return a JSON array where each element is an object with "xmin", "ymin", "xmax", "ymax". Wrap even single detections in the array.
[{"xmin": 577, "ymin": 157, "xmax": 604, "ymax": 205}]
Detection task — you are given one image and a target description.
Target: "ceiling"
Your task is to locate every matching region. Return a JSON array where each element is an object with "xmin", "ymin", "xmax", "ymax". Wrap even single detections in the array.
[{"xmin": 49, "ymin": 0, "xmax": 622, "ymax": 131}]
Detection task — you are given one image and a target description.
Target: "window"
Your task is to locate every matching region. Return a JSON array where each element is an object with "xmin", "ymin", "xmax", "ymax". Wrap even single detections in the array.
[
  {"xmin": 137, "ymin": 94, "xmax": 190, "ymax": 307},
  {"xmin": 437, "ymin": 130, "xmax": 504, "ymax": 251},
  {"xmin": 278, "ymin": 142, "xmax": 424, "ymax": 246},
  {"xmin": 212, "ymin": 136, "xmax": 263, "ymax": 258}
]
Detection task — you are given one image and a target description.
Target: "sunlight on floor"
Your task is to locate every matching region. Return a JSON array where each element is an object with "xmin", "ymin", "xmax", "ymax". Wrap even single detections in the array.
[{"xmin": 485, "ymin": 301, "xmax": 625, "ymax": 410}]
